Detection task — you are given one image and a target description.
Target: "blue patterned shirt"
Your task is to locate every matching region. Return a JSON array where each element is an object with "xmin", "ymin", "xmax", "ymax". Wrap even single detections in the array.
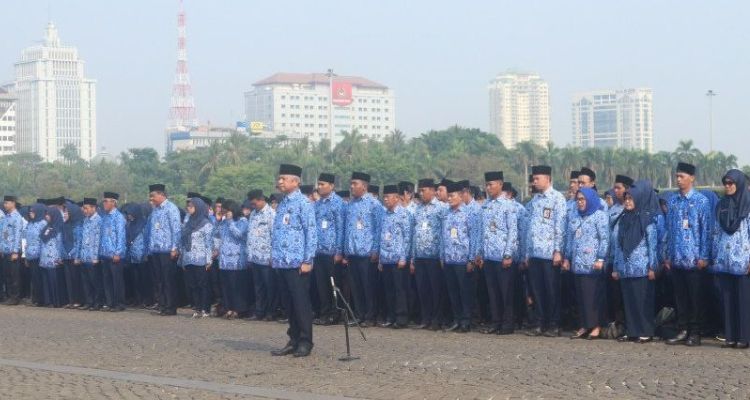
[
  {"xmin": 440, "ymin": 205, "xmax": 480, "ymax": 264},
  {"xmin": 315, "ymin": 192, "xmax": 345, "ymax": 256},
  {"xmin": 514, "ymin": 200, "xmax": 528, "ymax": 262},
  {"xmin": 612, "ymin": 220, "xmax": 658, "ymax": 278},
  {"xmin": 24, "ymin": 220, "xmax": 47, "ymax": 261},
  {"xmin": 343, "ymin": 193, "xmax": 383, "ymax": 257},
  {"xmin": 607, "ymin": 203, "xmax": 625, "ymax": 263},
  {"xmin": 655, "ymin": 213, "xmax": 668, "ymax": 264},
  {"xmin": 147, "ymin": 199, "xmax": 182, "ymax": 254},
  {"xmin": 272, "ymin": 189, "xmax": 317, "ymax": 269},
  {"xmin": 179, "ymin": 222, "xmax": 214, "ymax": 267},
  {"xmin": 712, "ymin": 219, "xmax": 750, "ymax": 275},
  {"xmin": 247, "ymin": 204, "xmax": 275, "ymax": 266},
  {"xmin": 379, "ymin": 205, "xmax": 412, "ymax": 265},
  {"xmin": 217, "ymin": 218, "xmax": 248, "ymax": 270},
  {"xmin": 565, "ymin": 210, "xmax": 609, "ymax": 275},
  {"xmin": 77, "ymin": 214, "xmax": 101, "ymax": 263},
  {"xmin": 525, "ymin": 187, "xmax": 567, "ymax": 260},
  {"xmin": 0, "ymin": 210, "xmax": 23, "ymax": 254},
  {"xmin": 411, "ymin": 197, "xmax": 446, "ymax": 260},
  {"xmin": 479, "ymin": 196, "xmax": 518, "ymax": 262},
  {"xmin": 127, "ymin": 232, "xmax": 147, "ymax": 264},
  {"xmin": 99, "ymin": 209, "xmax": 127, "ymax": 258},
  {"xmin": 665, "ymin": 189, "xmax": 711, "ymax": 269},
  {"xmin": 40, "ymin": 232, "xmax": 63, "ymax": 269}
]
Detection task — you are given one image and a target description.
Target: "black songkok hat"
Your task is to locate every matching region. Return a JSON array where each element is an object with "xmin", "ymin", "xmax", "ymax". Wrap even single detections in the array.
[
  {"xmin": 51, "ymin": 197, "xmax": 65, "ymax": 206},
  {"xmin": 3, "ymin": 195, "xmax": 17, "ymax": 203},
  {"xmin": 457, "ymin": 180, "xmax": 470, "ymax": 190},
  {"xmin": 570, "ymin": 171, "xmax": 581, "ymax": 180},
  {"xmin": 83, "ymin": 197, "xmax": 97, "ymax": 206},
  {"xmin": 579, "ymin": 167, "xmax": 596, "ymax": 181},
  {"xmin": 149, "ymin": 184, "xmax": 165, "ymax": 193},
  {"xmin": 445, "ymin": 180, "xmax": 462, "ymax": 193},
  {"xmin": 676, "ymin": 162, "xmax": 696, "ymax": 176},
  {"xmin": 279, "ymin": 164, "xmax": 302, "ymax": 177},
  {"xmin": 398, "ymin": 181, "xmax": 414, "ymax": 194},
  {"xmin": 615, "ymin": 175, "xmax": 634, "ymax": 187},
  {"xmin": 187, "ymin": 191, "xmax": 201, "ymax": 199},
  {"xmin": 103, "ymin": 192, "xmax": 119, "ymax": 200},
  {"xmin": 368, "ymin": 184, "xmax": 380, "ymax": 195},
  {"xmin": 417, "ymin": 178, "xmax": 435, "ymax": 189},
  {"xmin": 215, "ymin": 197, "xmax": 226, "ymax": 204},
  {"xmin": 438, "ymin": 178, "xmax": 450, "ymax": 187},
  {"xmin": 247, "ymin": 189, "xmax": 264, "ymax": 200},
  {"xmin": 351, "ymin": 171, "xmax": 371, "ymax": 182},
  {"xmin": 300, "ymin": 185, "xmax": 314, "ymax": 195},
  {"xmin": 531, "ymin": 165, "xmax": 552, "ymax": 176},
  {"xmin": 383, "ymin": 184, "xmax": 399, "ymax": 195},
  {"xmin": 484, "ymin": 171, "xmax": 504, "ymax": 182},
  {"xmin": 318, "ymin": 173, "xmax": 335, "ymax": 184}
]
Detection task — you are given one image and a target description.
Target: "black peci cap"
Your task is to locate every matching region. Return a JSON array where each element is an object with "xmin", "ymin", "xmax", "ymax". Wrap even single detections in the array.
[
  {"xmin": 531, "ymin": 165, "xmax": 552, "ymax": 176},
  {"xmin": 318, "ymin": 173, "xmax": 335, "ymax": 184},
  {"xmin": 149, "ymin": 184, "xmax": 165, "ymax": 193},
  {"xmin": 676, "ymin": 162, "xmax": 696, "ymax": 176},
  {"xmin": 279, "ymin": 164, "xmax": 302, "ymax": 177},
  {"xmin": 351, "ymin": 171, "xmax": 371, "ymax": 182},
  {"xmin": 383, "ymin": 184, "xmax": 399, "ymax": 195},
  {"xmin": 484, "ymin": 171, "xmax": 504, "ymax": 182}
]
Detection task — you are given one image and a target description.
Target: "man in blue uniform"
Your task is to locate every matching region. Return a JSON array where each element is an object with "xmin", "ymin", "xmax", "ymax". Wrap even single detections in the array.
[
  {"xmin": 0, "ymin": 196, "xmax": 23, "ymax": 305},
  {"xmin": 313, "ymin": 173, "xmax": 345, "ymax": 326},
  {"xmin": 270, "ymin": 164, "xmax": 317, "ymax": 358},
  {"xmin": 100, "ymin": 192, "xmax": 127, "ymax": 312},
  {"xmin": 378, "ymin": 184, "xmax": 412, "ymax": 328},
  {"xmin": 147, "ymin": 184, "xmax": 182, "ymax": 316}
]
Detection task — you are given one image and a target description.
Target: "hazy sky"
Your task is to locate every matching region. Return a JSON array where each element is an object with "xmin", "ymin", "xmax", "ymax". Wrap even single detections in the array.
[{"xmin": 1, "ymin": 1, "xmax": 748, "ymax": 163}]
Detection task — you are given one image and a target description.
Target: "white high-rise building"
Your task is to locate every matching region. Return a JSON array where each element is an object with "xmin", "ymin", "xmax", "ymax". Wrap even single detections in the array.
[
  {"xmin": 245, "ymin": 72, "xmax": 395, "ymax": 146},
  {"xmin": 14, "ymin": 22, "xmax": 97, "ymax": 161},
  {"xmin": 0, "ymin": 86, "xmax": 17, "ymax": 156},
  {"xmin": 488, "ymin": 72, "xmax": 550, "ymax": 149},
  {"xmin": 571, "ymin": 88, "xmax": 653, "ymax": 152}
]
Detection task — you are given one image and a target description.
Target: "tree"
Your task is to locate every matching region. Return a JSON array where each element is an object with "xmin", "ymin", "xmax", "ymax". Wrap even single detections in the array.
[{"xmin": 59, "ymin": 143, "xmax": 82, "ymax": 165}]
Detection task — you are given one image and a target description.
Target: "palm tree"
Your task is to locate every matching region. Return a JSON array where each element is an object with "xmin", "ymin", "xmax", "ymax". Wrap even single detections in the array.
[{"xmin": 59, "ymin": 143, "xmax": 81, "ymax": 165}]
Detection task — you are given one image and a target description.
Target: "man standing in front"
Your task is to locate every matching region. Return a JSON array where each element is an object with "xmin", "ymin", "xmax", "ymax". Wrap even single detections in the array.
[
  {"xmin": 525, "ymin": 165, "xmax": 567, "ymax": 337},
  {"xmin": 0, "ymin": 196, "xmax": 23, "ymax": 305},
  {"xmin": 147, "ymin": 184, "xmax": 182, "ymax": 316},
  {"xmin": 665, "ymin": 162, "xmax": 711, "ymax": 346},
  {"xmin": 271, "ymin": 164, "xmax": 317, "ymax": 357}
]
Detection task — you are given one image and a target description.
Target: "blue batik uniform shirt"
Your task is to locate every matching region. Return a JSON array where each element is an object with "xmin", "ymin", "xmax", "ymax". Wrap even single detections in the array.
[
  {"xmin": 479, "ymin": 195, "xmax": 518, "ymax": 262},
  {"xmin": 0, "ymin": 210, "xmax": 23, "ymax": 255},
  {"xmin": 272, "ymin": 189, "xmax": 317, "ymax": 269},
  {"xmin": 99, "ymin": 208, "xmax": 127, "ymax": 259},
  {"xmin": 343, "ymin": 193, "xmax": 383, "ymax": 257},
  {"xmin": 612, "ymin": 220, "xmax": 658, "ymax": 278},
  {"xmin": 665, "ymin": 189, "xmax": 711, "ymax": 269},
  {"xmin": 147, "ymin": 199, "xmax": 182, "ymax": 254},
  {"xmin": 246, "ymin": 204, "xmax": 275, "ymax": 266},
  {"xmin": 411, "ymin": 197, "xmax": 446, "ymax": 260},
  {"xmin": 565, "ymin": 210, "xmax": 609, "ymax": 274},
  {"xmin": 315, "ymin": 192, "xmax": 345, "ymax": 256},
  {"xmin": 440, "ymin": 205, "xmax": 481, "ymax": 265},
  {"xmin": 77, "ymin": 213, "xmax": 101, "ymax": 263},
  {"xmin": 525, "ymin": 186, "xmax": 567, "ymax": 260},
  {"xmin": 379, "ymin": 205, "xmax": 412, "ymax": 265}
]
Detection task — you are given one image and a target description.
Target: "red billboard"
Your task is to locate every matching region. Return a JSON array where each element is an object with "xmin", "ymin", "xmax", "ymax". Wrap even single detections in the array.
[{"xmin": 331, "ymin": 81, "xmax": 353, "ymax": 106}]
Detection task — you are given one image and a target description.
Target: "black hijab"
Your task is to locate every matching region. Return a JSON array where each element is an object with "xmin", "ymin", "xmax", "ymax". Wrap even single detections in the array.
[
  {"xmin": 180, "ymin": 197, "xmax": 210, "ymax": 249},
  {"xmin": 63, "ymin": 203, "xmax": 84, "ymax": 253},
  {"xmin": 122, "ymin": 203, "xmax": 148, "ymax": 245},
  {"xmin": 618, "ymin": 180, "xmax": 659, "ymax": 258},
  {"xmin": 42, "ymin": 206, "xmax": 64, "ymax": 243},
  {"xmin": 718, "ymin": 169, "xmax": 750, "ymax": 235},
  {"xmin": 29, "ymin": 203, "xmax": 46, "ymax": 223}
]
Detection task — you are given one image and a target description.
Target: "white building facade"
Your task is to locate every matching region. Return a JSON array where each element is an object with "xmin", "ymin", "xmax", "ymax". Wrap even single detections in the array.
[
  {"xmin": 14, "ymin": 22, "xmax": 97, "ymax": 161},
  {"xmin": 244, "ymin": 73, "xmax": 395, "ymax": 146},
  {"xmin": 488, "ymin": 72, "xmax": 550, "ymax": 149},
  {"xmin": 166, "ymin": 125, "xmax": 240, "ymax": 152},
  {"xmin": 571, "ymin": 88, "xmax": 653, "ymax": 152},
  {"xmin": 0, "ymin": 87, "xmax": 17, "ymax": 156}
]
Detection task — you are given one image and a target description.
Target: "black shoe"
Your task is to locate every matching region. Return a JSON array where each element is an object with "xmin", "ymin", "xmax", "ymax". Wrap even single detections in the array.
[
  {"xmin": 637, "ymin": 337, "xmax": 653, "ymax": 344},
  {"xmin": 685, "ymin": 335, "xmax": 701, "ymax": 347},
  {"xmin": 617, "ymin": 335, "xmax": 630, "ymax": 342},
  {"xmin": 277, "ymin": 318, "xmax": 289, "ymax": 324},
  {"xmin": 444, "ymin": 323, "xmax": 460, "ymax": 332},
  {"xmin": 146, "ymin": 303, "xmax": 159, "ymax": 310},
  {"xmin": 158, "ymin": 309, "xmax": 176, "ymax": 316},
  {"xmin": 498, "ymin": 327, "xmax": 514, "ymax": 335},
  {"xmin": 526, "ymin": 327, "xmax": 543, "ymax": 337},
  {"xmin": 543, "ymin": 328, "xmax": 560, "ymax": 338},
  {"xmin": 666, "ymin": 330, "xmax": 688, "ymax": 345},
  {"xmin": 293, "ymin": 344, "xmax": 312, "ymax": 357},
  {"xmin": 481, "ymin": 327, "xmax": 500, "ymax": 335},
  {"xmin": 101, "ymin": 306, "xmax": 111, "ymax": 312},
  {"xmin": 460, "ymin": 326, "xmax": 470, "ymax": 333},
  {"xmin": 264, "ymin": 315, "xmax": 274, "ymax": 322},
  {"xmin": 722, "ymin": 341, "xmax": 737, "ymax": 349},
  {"xmin": 736, "ymin": 342, "xmax": 749, "ymax": 349},
  {"xmin": 271, "ymin": 344, "xmax": 296, "ymax": 356},
  {"xmin": 115, "ymin": 306, "xmax": 125, "ymax": 312},
  {"xmin": 379, "ymin": 321, "xmax": 394, "ymax": 328}
]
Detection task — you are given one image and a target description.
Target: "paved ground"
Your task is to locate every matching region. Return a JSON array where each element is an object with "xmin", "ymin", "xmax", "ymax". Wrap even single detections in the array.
[{"xmin": 0, "ymin": 305, "xmax": 748, "ymax": 399}]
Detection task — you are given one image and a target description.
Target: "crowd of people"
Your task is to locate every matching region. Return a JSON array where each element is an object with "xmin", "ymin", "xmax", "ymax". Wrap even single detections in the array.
[{"xmin": 0, "ymin": 161, "xmax": 748, "ymax": 357}]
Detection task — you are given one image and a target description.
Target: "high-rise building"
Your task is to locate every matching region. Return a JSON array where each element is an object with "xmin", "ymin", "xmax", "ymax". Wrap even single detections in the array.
[
  {"xmin": 571, "ymin": 88, "xmax": 653, "ymax": 152},
  {"xmin": 244, "ymin": 72, "xmax": 395, "ymax": 146},
  {"xmin": 488, "ymin": 72, "xmax": 550, "ymax": 149},
  {"xmin": 0, "ymin": 86, "xmax": 17, "ymax": 156},
  {"xmin": 14, "ymin": 22, "xmax": 97, "ymax": 161}
]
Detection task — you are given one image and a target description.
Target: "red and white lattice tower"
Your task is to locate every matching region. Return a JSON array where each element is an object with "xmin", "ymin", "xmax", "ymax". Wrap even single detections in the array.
[{"xmin": 168, "ymin": 0, "xmax": 198, "ymax": 129}]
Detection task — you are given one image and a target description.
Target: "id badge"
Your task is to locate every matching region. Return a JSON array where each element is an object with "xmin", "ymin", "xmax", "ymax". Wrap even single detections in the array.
[
  {"xmin": 283, "ymin": 214, "xmax": 290, "ymax": 225},
  {"xmin": 543, "ymin": 208, "xmax": 552, "ymax": 219},
  {"xmin": 682, "ymin": 219, "xmax": 689, "ymax": 230},
  {"xmin": 421, "ymin": 221, "xmax": 429, "ymax": 230},
  {"xmin": 489, "ymin": 221, "xmax": 497, "ymax": 232},
  {"xmin": 450, "ymin": 227, "xmax": 458, "ymax": 239},
  {"xmin": 321, "ymin": 220, "xmax": 328, "ymax": 229},
  {"xmin": 385, "ymin": 232, "xmax": 392, "ymax": 241},
  {"xmin": 357, "ymin": 219, "xmax": 364, "ymax": 230},
  {"xmin": 154, "ymin": 222, "xmax": 161, "ymax": 229},
  {"xmin": 576, "ymin": 228, "xmax": 582, "ymax": 238}
]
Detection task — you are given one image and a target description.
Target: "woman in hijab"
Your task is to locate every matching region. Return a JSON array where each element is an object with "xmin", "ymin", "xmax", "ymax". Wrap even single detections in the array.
[
  {"xmin": 216, "ymin": 199, "xmax": 249, "ymax": 319},
  {"xmin": 563, "ymin": 188, "xmax": 609, "ymax": 339},
  {"xmin": 62, "ymin": 201, "xmax": 85, "ymax": 308},
  {"xmin": 712, "ymin": 169, "xmax": 750, "ymax": 349},
  {"xmin": 179, "ymin": 197, "xmax": 214, "ymax": 318},
  {"xmin": 122, "ymin": 203, "xmax": 153, "ymax": 308},
  {"xmin": 39, "ymin": 206, "xmax": 65, "ymax": 307},
  {"xmin": 612, "ymin": 180, "xmax": 660, "ymax": 343},
  {"xmin": 25, "ymin": 202, "xmax": 48, "ymax": 306}
]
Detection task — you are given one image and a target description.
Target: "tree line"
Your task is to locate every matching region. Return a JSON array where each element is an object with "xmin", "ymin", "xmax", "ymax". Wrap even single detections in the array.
[{"xmin": 0, "ymin": 127, "xmax": 742, "ymax": 205}]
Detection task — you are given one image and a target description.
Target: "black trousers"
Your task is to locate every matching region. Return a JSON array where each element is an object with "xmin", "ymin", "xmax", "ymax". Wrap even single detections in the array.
[
  {"xmin": 41, "ymin": 267, "xmax": 65, "ymax": 307},
  {"xmin": 381, "ymin": 263, "xmax": 410, "ymax": 325},
  {"xmin": 527, "ymin": 257, "xmax": 561, "ymax": 330},
  {"xmin": 28, "ymin": 259, "xmax": 43, "ymax": 305},
  {"xmin": 605, "ymin": 263, "xmax": 626, "ymax": 325},
  {"xmin": 718, "ymin": 274, "xmax": 750, "ymax": 343},
  {"xmin": 444, "ymin": 263, "xmax": 475, "ymax": 328},
  {"xmin": 313, "ymin": 254, "xmax": 336, "ymax": 319},
  {"xmin": 347, "ymin": 255, "xmax": 377, "ymax": 322},
  {"xmin": 277, "ymin": 268, "xmax": 313, "ymax": 348},
  {"xmin": 1, "ymin": 254, "xmax": 21, "ymax": 302},
  {"xmin": 102, "ymin": 258, "xmax": 125, "ymax": 309},
  {"xmin": 220, "ymin": 269, "xmax": 250, "ymax": 313},
  {"xmin": 574, "ymin": 274, "xmax": 604, "ymax": 329},
  {"xmin": 621, "ymin": 277, "xmax": 655, "ymax": 338},
  {"xmin": 414, "ymin": 258, "xmax": 443, "ymax": 326},
  {"xmin": 671, "ymin": 268, "xmax": 705, "ymax": 333},
  {"xmin": 81, "ymin": 262, "xmax": 104, "ymax": 308},
  {"xmin": 130, "ymin": 262, "xmax": 154, "ymax": 306},
  {"xmin": 184, "ymin": 264, "xmax": 211, "ymax": 312},
  {"xmin": 484, "ymin": 260, "xmax": 516, "ymax": 330},
  {"xmin": 63, "ymin": 259, "xmax": 84, "ymax": 305},
  {"xmin": 251, "ymin": 262, "xmax": 277, "ymax": 318},
  {"xmin": 152, "ymin": 253, "xmax": 178, "ymax": 313}
]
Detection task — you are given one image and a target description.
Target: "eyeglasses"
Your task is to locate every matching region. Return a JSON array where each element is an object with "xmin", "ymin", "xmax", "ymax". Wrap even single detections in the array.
[{"xmin": 724, "ymin": 180, "xmax": 735, "ymax": 186}]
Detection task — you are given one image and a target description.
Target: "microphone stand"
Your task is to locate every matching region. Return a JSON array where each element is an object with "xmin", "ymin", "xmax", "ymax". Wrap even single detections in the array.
[{"xmin": 331, "ymin": 277, "xmax": 366, "ymax": 361}]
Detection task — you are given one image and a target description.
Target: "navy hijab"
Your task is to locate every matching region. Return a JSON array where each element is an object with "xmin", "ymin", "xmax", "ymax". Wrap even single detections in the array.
[
  {"xmin": 29, "ymin": 203, "xmax": 46, "ymax": 223},
  {"xmin": 618, "ymin": 180, "xmax": 659, "ymax": 257},
  {"xmin": 577, "ymin": 188, "xmax": 602, "ymax": 217},
  {"xmin": 180, "ymin": 197, "xmax": 210, "ymax": 249},
  {"xmin": 122, "ymin": 203, "xmax": 148, "ymax": 245},
  {"xmin": 718, "ymin": 169, "xmax": 750, "ymax": 235},
  {"xmin": 63, "ymin": 203, "xmax": 84, "ymax": 253},
  {"xmin": 42, "ymin": 206, "xmax": 64, "ymax": 243}
]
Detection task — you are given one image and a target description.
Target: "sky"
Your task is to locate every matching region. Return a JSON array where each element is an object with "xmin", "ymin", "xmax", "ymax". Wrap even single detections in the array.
[{"xmin": 1, "ymin": 1, "xmax": 748, "ymax": 163}]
